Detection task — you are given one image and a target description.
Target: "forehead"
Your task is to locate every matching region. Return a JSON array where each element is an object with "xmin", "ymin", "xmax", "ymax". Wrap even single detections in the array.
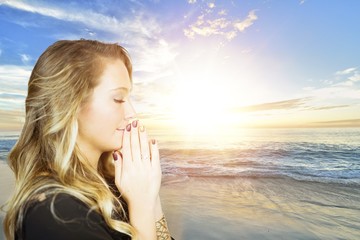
[{"xmin": 96, "ymin": 59, "xmax": 132, "ymax": 93}]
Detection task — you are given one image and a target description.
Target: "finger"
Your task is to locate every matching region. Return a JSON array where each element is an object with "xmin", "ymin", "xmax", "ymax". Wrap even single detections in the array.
[
  {"xmin": 113, "ymin": 151, "xmax": 123, "ymax": 188},
  {"xmin": 122, "ymin": 122, "xmax": 132, "ymax": 163},
  {"xmin": 130, "ymin": 120, "xmax": 141, "ymax": 162},
  {"xmin": 139, "ymin": 124, "xmax": 150, "ymax": 162},
  {"xmin": 150, "ymin": 139, "xmax": 160, "ymax": 169}
]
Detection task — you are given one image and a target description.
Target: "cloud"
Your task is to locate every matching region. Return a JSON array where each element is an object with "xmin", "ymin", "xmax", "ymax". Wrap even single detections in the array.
[
  {"xmin": 184, "ymin": 6, "xmax": 258, "ymax": 40},
  {"xmin": 0, "ymin": 65, "xmax": 31, "ymax": 113},
  {"xmin": 304, "ymin": 84, "xmax": 360, "ymax": 100},
  {"xmin": 0, "ymin": 1, "xmax": 181, "ymax": 130},
  {"xmin": 84, "ymin": 28, "xmax": 96, "ymax": 36},
  {"xmin": 303, "ymin": 66, "xmax": 360, "ymax": 101},
  {"xmin": 233, "ymin": 10, "xmax": 258, "ymax": 32},
  {"xmin": 20, "ymin": 54, "xmax": 32, "ymax": 64},
  {"xmin": 331, "ymin": 69, "xmax": 360, "ymax": 87},
  {"xmin": 132, "ymin": 39, "xmax": 177, "ymax": 75},
  {"xmin": 348, "ymin": 73, "xmax": 360, "ymax": 82},
  {"xmin": 1, "ymin": 1, "xmax": 157, "ymax": 38},
  {"xmin": 236, "ymin": 98, "xmax": 310, "ymax": 112},
  {"xmin": 310, "ymin": 118, "xmax": 360, "ymax": 127},
  {"xmin": 188, "ymin": 0, "xmax": 197, "ymax": 4},
  {"xmin": 0, "ymin": 92, "xmax": 25, "ymax": 100},
  {"xmin": 0, "ymin": 65, "xmax": 31, "ymax": 85},
  {"xmin": 208, "ymin": 2, "xmax": 215, "ymax": 9},
  {"xmin": 218, "ymin": 10, "xmax": 227, "ymax": 16},
  {"xmin": 335, "ymin": 67, "xmax": 357, "ymax": 75},
  {"xmin": 310, "ymin": 105, "xmax": 349, "ymax": 111},
  {"xmin": 184, "ymin": 16, "xmax": 232, "ymax": 38},
  {"xmin": 2, "ymin": 0, "xmax": 177, "ymax": 84},
  {"xmin": 0, "ymin": 109, "xmax": 24, "ymax": 131}
]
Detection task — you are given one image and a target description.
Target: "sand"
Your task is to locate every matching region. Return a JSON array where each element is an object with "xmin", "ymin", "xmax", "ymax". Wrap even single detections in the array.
[
  {"xmin": 1, "ymin": 164, "xmax": 360, "ymax": 240},
  {"xmin": 0, "ymin": 163, "xmax": 15, "ymax": 209},
  {"xmin": 161, "ymin": 176, "xmax": 360, "ymax": 240},
  {"xmin": 0, "ymin": 163, "xmax": 15, "ymax": 240}
]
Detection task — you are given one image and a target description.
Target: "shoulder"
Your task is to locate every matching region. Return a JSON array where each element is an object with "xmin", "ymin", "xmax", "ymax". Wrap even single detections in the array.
[{"xmin": 21, "ymin": 193, "xmax": 130, "ymax": 240}]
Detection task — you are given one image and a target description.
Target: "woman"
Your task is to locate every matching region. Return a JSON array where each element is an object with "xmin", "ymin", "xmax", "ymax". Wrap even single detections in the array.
[{"xmin": 3, "ymin": 39, "xmax": 172, "ymax": 240}]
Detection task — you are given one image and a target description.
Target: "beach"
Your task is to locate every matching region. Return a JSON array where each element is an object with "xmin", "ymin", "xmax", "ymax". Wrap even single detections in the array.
[
  {"xmin": 0, "ymin": 164, "xmax": 14, "ymax": 205},
  {"xmin": 161, "ymin": 175, "xmax": 360, "ymax": 240},
  {"xmin": 0, "ymin": 163, "xmax": 15, "ymax": 240},
  {"xmin": 2, "ymin": 163, "xmax": 360, "ymax": 240}
]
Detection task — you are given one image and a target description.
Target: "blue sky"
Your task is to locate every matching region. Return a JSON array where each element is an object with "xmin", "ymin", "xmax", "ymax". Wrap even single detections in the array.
[{"xmin": 0, "ymin": 0, "xmax": 360, "ymax": 133}]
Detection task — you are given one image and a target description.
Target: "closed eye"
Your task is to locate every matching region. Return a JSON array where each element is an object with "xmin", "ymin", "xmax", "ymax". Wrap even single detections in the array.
[{"xmin": 114, "ymin": 99, "xmax": 126, "ymax": 104}]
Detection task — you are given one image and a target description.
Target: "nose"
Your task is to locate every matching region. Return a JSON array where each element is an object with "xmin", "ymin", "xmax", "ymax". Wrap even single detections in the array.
[{"xmin": 124, "ymin": 99, "xmax": 136, "ymax": 121}]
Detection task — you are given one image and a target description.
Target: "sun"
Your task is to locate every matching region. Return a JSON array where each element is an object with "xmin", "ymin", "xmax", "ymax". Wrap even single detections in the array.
[{"xmin": 170, "ymin": 73, "xmax": 236, "ymax": 136}]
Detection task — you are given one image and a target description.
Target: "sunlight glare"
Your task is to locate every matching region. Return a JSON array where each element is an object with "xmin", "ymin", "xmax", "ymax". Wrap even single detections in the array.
[{"xmin": 171, "ymin": 71, "xmax": 236, "ymax": 136}]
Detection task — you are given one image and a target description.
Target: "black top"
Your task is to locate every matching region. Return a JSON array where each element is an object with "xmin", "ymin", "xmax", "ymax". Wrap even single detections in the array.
[{"xmin": 17, "ymin": 193, "xmax": 131, "ymax": 240}]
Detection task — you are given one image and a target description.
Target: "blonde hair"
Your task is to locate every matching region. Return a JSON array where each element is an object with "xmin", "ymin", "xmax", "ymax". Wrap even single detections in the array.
[{"xmin": 3, "ymin": 39, "xmax": 137, "ymax": 239}]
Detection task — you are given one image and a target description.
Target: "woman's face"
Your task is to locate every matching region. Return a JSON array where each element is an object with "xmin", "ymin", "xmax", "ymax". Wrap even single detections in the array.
[{"xmin": 77, "ymin": 59, "xmax": 135, "ymax": 157}]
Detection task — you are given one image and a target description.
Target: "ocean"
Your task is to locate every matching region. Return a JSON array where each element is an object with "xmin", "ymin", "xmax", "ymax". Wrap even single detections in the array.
[
  {"xmin": 1, "ymin": 128, "xmax": 360, "ymax": 185},
  {"xmin": 157, "ymin": 128, "xmax": 360, "ymax": 186}
]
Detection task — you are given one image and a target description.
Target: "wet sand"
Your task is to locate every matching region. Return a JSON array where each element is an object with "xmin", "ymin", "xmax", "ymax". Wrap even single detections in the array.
[
  {"xmin": 0, "ymin": 164, "xmax": 14, "ymax": 203},
  {"xmin": 1, "ymin": 164, "xmax": 360, "ymax": 240},
  {"xmin": 161, "ymin": 175, "xmax": 360, "ymax": 240},
  {"xmin": 0, "ymin": 163, "xmax": 15, "ymax": 240}
]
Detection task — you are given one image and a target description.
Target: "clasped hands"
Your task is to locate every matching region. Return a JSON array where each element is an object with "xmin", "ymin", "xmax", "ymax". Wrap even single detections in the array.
[{"xmin": 113, "ymin": 120, "xmax": 162, "ymax": 210}]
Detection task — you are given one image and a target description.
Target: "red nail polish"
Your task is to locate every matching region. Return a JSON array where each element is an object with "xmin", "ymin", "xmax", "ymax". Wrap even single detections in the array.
[
  {"xmin": 112, "ymin": 152, "xmax": 118, "ymax": 161},
  {"xmin": 126, "ymin": 123, "xmax": 131, "ymax": 131},
  {"xmin": 132, "ymin": 120, "xmax": 138, "ymax": 128}
]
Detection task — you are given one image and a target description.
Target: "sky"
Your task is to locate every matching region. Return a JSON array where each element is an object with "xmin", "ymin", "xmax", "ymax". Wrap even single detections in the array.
[{"xmin": 0, "ymin": 0, "xmax": 360, "ymax": 135}]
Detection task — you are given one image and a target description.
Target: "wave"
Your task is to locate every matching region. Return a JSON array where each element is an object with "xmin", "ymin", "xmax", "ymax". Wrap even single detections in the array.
[
  {"xmin": 160, "ymin": 146, "xmax": 360, "ymax": 186},
  {"xmin": 299, "ymin": 200, "xmax": 360, "ymax": 211},
  {"xmin": 162, "ymin": 168, "xmax": 360, "ymax": 186},
  {"xmin": 0, "ymin": 135, "xmax": 19, "ymax": 140},
  {"xmin": 1, "ymin": 138, "xmax": 359, "ymax": 185},
  {"xmin": 0, "ymin": 139, "xmax": 17, "ymax": 161}
]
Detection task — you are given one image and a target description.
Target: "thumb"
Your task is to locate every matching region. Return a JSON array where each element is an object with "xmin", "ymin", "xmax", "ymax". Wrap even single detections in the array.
[{"xmin": 113, "ymin": 151, "xmax": 123, "ymax": 186}]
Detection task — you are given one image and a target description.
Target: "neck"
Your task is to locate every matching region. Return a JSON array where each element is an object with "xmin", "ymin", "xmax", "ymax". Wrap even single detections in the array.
[
  {"xmin": 76, "ymin": 140, "xmax": 101, "ymax": 170},
  {"xmin": 87, "ymin": 152, "xmax": 100, "ymax": 170}
]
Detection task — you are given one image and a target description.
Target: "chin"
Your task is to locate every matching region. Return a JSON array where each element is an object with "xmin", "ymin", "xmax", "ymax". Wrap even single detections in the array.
[
  {"xmin": 108, "ymin": 133, "xmax": 123, "ymax": 151},
  {"xmin": 112, "ymin": 140, "xmax": 123, "ymax": 151}
]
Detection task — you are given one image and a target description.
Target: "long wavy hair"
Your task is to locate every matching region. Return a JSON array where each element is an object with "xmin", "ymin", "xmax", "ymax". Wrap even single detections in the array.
[{"xmin": 3, "ymin": 39, "xmax": 137, "ymax": 239}]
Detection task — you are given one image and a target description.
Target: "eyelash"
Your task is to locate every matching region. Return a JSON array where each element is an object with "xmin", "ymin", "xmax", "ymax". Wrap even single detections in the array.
[{"xmin": 114, "ymin": 99, "xmax": 126, "ymax": 104}]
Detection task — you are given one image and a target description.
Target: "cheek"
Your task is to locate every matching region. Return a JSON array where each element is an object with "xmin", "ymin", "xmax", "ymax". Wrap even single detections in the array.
[
  {"xmin": 103, "ymin": 105, "xmax": 125, "ymax": 132},
  {"xmin": 96, "ymin": 104, "xmax": 119, "ymax": 123},
  {"xmin": 79, "ymin": 107, "xmax": 110, "ymax": 134},
  {"xmin": 112, "ymin": 105, "xmax": 126, "ymax": 122},
  {"xmin": 84, "ymin": 100, "xmax": 124, "ymax": 132}
]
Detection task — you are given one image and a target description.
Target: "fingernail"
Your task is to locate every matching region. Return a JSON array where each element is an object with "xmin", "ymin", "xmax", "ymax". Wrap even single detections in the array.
[
  {"xmin": 132, "ymin": 120, "xmax": 138, "ymax": 128},
  {"xmin": 112, "ymin": 152, "xmax": 118, "ymax": 161},
  {"xmin": 139, "ymin": 125, "xmax": 145, "ymax": 132},
  {"xmin": 126, "ymin": 123, "xmax": 131, "ymax": 131},
  {"xmin": 152, "ymin": 139, "xmax": 156, "ymax": 145}
]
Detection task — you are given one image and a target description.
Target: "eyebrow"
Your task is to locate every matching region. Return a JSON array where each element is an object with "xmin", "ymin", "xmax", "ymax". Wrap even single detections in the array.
[{"xmin": 110, "ymin": 87, "xmax": 132, "ymax": 94}]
